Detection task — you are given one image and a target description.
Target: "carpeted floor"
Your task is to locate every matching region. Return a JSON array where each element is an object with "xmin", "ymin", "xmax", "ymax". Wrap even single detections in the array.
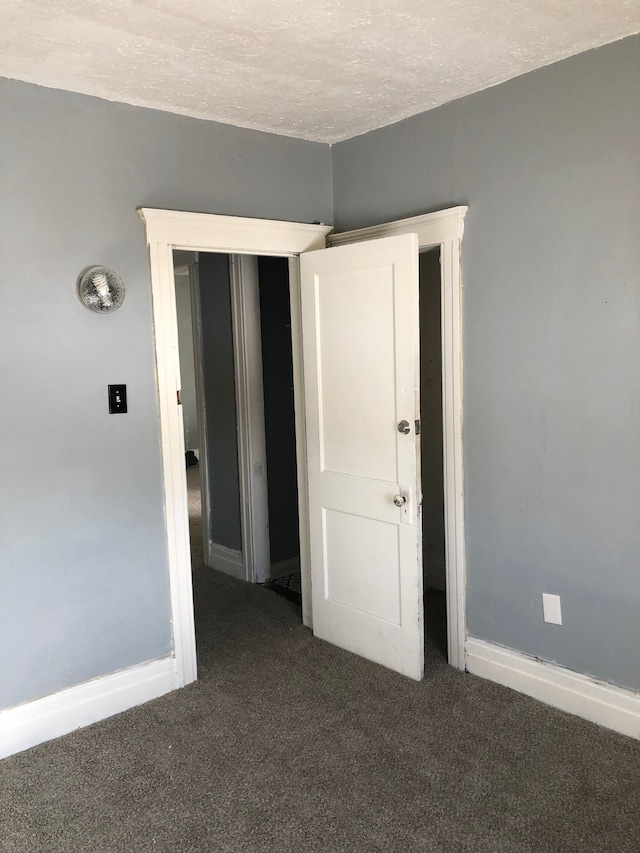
[
  {"xmin": 2, "ymin": 500, "xmax": 639, "ymax": 851},
  {"xmin": 2, "ymin": 567, "xmax": 639, "ymax": 852}
]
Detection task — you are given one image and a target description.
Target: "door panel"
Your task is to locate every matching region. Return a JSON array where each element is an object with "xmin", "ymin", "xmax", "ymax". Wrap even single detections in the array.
[
  {"xmin": 315, "ymin": 265, "xmax": 398, "ymax": 480},
  {"xmin": 300, "ymin": 233, "xmax": 423, "ymax": 680},
  {"xmin": 323, "ymin": 509, "xmax": 402, "ymax": 624}
]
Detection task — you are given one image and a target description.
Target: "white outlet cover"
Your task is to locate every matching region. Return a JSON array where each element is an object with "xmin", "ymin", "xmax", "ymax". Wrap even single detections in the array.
[{"xmin": 542, "ymin": 593, "xmax": 563, "ymax": 625}]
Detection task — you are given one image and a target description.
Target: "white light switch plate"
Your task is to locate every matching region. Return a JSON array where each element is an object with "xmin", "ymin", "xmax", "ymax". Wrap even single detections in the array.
[{"xmin": 542, "ymin": 593, "xmax": 562, "ymax": 625}]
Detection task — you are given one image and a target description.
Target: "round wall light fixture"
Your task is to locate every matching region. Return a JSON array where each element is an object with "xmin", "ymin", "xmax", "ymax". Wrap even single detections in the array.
[{"xmin": 77, "ymin": 266, "xmax": 125, "ymax": 313}]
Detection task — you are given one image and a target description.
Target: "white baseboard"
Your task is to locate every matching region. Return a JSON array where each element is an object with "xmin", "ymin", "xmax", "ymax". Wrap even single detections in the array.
[
  {"xmin": 269, "ymin": 556, "xmax": 301, "ymax": 580},
  {"xmin": 0, "ymin": 656, "xmax": 179, "ymax": 760},
  {"xmin": 208, "ymin": 543, "xmax": 245, "ymax": 580},
  {"xmin": 465, "ymin": 637, "xmax": 640, "ymax": 740}
]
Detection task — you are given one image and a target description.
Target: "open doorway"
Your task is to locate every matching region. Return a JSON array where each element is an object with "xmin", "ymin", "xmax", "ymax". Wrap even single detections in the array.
[
  {"xmin": 419, "ymin": 249, "xmax": 448, "ymax": 662},
  {"xmin": 172, "ymin": 250, "xmax": 303, "ymax": 614}
]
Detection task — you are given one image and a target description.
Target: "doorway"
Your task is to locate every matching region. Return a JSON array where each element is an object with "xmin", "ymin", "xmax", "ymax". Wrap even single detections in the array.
[
  {"xmin": 182, "ymin": 244, "xmax": 447, "ymax": 664},
  {"xmin": 172, "ymin": 251, "xmax": 302, "ymax": 606}
]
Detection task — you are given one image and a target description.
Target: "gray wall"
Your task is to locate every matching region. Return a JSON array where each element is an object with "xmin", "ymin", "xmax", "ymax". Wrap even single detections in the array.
[
  {"xmin": 333, "ymin": 35, "xmax": 640, "ymax": 691},
  {"xmin": 198, "ymin": 253, "xmax": 243, "ymax": 553},
  {"xmin": 0, "ymin": 78, "xmax": 332, "ymax": 710},
  {"xmin": 3, "ymin": 33, "xmax": 638, "ymax": 712}
]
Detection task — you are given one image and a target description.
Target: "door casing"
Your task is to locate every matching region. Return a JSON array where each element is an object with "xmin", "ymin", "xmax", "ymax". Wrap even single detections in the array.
[
  {"xmin": 139, "ymin": 205, "xmax": 467, "ymax": 687},
  {"xmin": 229, "ymin": 254, "xmax": 271, "ymax": 584}
]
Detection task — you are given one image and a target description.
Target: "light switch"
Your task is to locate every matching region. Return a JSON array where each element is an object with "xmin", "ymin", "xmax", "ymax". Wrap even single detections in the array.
[{"xmin": 108, "ymin": 384, "xmax": 127, "ymax": 414}]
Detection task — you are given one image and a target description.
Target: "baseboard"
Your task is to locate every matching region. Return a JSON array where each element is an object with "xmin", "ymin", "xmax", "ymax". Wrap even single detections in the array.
[
  {"xmin": 269, "ymin": 556, "xmax": 301, "ymax": 580},
  {"xmin": 208, "ymin": 543, "xmax": 245, "ymax": 580},
  {"xmin": 465, "ymin": 637, "xmax": 640, "ymax": 740},
  {"xmin": 0, "ymin": 656, "xmax": 179, "ymax": 760}
]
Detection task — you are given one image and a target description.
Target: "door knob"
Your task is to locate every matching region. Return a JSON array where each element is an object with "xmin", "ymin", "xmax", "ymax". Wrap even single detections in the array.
[
  {"xmin": 393, "ymin": 494, "xmax": 407, "ymax": 507},
  {"xmin": 397, "ymin": 420, "xmax": 411, "ymax": 434}
]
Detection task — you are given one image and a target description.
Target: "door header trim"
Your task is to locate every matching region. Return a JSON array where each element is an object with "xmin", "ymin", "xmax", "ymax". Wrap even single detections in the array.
[
  {"xmin": 138, "ymin": 208, "xmax": 332, "ymax": 256},
  {"xmin": 328, "ymin": 206, "xmax": 467, "ymax": 249}
]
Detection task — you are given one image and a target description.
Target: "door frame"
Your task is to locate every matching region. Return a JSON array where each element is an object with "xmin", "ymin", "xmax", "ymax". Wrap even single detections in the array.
[
  {"xmin": 139, "ymin": 205, "xmax": 467, "ymax": 687},
  {"xmin": 229, "ymin": 254, "xmax": 271, "ymax": 584},
  {"xmin": 140, "ymin": 209, "xmax": 331, "ymax": 685}
]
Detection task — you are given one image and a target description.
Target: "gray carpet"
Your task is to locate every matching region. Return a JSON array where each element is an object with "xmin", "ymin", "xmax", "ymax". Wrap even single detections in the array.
[{"xmin": 2, "ymin": 571, "xmax": 639, "ymax": 851}]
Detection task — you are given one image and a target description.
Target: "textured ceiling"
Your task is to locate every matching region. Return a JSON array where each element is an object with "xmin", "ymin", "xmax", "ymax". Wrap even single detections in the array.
[{"xmin": 1, "ymin": 0, "xmax": 639, "ymax": 143}]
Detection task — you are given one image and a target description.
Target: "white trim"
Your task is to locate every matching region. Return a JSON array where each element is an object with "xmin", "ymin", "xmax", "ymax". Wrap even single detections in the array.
[
  {"xmin": 327, "ymin": 207, "xmax": 466, "ymax": 249},
  {"xmin": 208, "ymin": 543, "xmax": 245, "ymax": 580},
  {"xmin": 287, "ymin": 258, "xmax": 313, "ymax": 628},
  {"xmin": 465, "ymin": 638, "xmax": 640, "ymax": 740},
  {"xmin": 441, "ymin": 236, "xmax": 466, "ymax": 671},
  {"xmin": 139, "ymin": 208, "xmax": 332, "ymax": 686},
  {"xmin": 230, "ymin": 255, "xmax": 270, "ymax": 584},
  {"xmin": 139, "ymin": 209, "xmax": 331, "ymax": 257},
  {"xmin": 328, "ymin": 206, "xmax": 468, "ymax": 671},
  {"xmin": 147, "ymin": 238, "xmax": 198, "ymax": 686},
  {"xmin": 0, "ymin": 657, "xmax": 178, "ymax": 760}
]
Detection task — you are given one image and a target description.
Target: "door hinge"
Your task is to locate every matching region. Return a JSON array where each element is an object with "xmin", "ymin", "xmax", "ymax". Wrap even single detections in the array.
[
  {"xmin": 177, "ymin": 389, "xmax": 182, "ymax": 405},
  {"xmin": 415, "ymin": 419, "xmax": 421, "ymax": 435}
]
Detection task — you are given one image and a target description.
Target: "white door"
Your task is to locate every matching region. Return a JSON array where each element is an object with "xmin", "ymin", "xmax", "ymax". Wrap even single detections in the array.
[{"xmin": 300, "ymin": 233, "xmax": 424, "ymax": 680}]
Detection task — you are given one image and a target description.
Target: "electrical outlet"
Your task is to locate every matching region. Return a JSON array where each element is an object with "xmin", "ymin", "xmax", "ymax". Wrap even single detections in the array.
[{"xmin": 542, "ymin": 593, "xmax": 562, "ymax": 625}]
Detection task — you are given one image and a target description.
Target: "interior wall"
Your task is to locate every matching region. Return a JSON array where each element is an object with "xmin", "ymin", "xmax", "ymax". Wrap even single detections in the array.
[
  {"xmin": 332, "ymin": 34, "xmax": 640, "ymax": 691},
  {"xmin": 198, "ymin": 253, "xmax": 242, "ymax": 553},
  {"xmin": 258, "ymin": 256, "xmax": 300, "ymax": 567},
  {"xmin": 0, "ymin": 77, "xmax": 333, "ymax": 711},
  {"xmin": 419, "ymin": 250, "xmax": 445, "ymax": 592},
  {"xmin": 4, "ymin": 34, "xmax": 638, "ymax": 716}
]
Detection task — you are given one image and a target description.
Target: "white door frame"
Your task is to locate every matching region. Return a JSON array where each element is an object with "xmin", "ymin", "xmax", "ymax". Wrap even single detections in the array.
[
  {"xmin": 139, "ymin": 209, "xmax": 332, "ymax": 685},
  {"xmin": 229, "ymin": 254, "xmax": 271, "ymax": 584},
  {"xmin": 328, "ymin": 208, "xmax": 468, "ymax": 669},
  {"xmin": 139, "ymin": 205, "xmax": 467, "ymax": 687}
]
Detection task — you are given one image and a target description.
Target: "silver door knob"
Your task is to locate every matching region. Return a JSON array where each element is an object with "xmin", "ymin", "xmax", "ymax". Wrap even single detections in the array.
[
  {"xmin": 393, "ymin": 494, "xmax": 407, "ymax": 507},
  {"xmin": 397, "ymin": 420, "xmax": 411, "ymax": 434}
]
